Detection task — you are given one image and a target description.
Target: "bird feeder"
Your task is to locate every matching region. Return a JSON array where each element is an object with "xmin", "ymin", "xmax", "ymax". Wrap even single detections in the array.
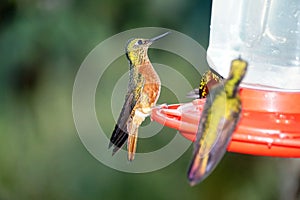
[{"xmin": 151, "ymin": 0, "xmax": 300, "ymax": 157}]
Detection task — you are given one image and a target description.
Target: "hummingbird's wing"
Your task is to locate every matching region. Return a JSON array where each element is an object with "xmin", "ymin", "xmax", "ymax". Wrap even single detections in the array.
[
  {"xmin": 109, "ymin": 74, "xmax": 145, "ymax": 155},
  {"xmin": 125, "ymin": 75, "xmax": 146, "ymax": 161},
  {"xmin": 109, "ymin": 93, "xmax": 134, "ymax": 154},
  {"xmin": 188, "ymin": 89, "xmax": 241, "ymax": 185}
]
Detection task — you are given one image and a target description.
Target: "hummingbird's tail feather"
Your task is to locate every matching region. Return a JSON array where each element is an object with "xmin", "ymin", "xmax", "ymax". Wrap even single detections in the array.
[
  {"xmin": 127, "ymin": 120, "xmax": 140, "ymax": 161},
  {"xmin": 109, "ymin": 124, "xmax": 128, "ymax": 155},
  {"xmin": 127, "ymin": 132, "xmax": 138, "ymax": 161},
  {"xmin": 187, "ymin": 126, "xmax": 233, "ymax": 186},
  {"xmin": 187, "ymin": 151, "xmax": 209, "ymax": 186},
  {"xmin": 121, "ymin": 108, "xmax": 145, "ymax": 161}
]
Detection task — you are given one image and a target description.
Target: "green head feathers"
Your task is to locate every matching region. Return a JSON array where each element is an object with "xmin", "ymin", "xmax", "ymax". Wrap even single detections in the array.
[
  {"xmin": 225, "ymin": 58, "xmax": 248, "ymax": 97},
  {"xmin": 125, "ymin": 32, "xmax": 170, "ymax": 66},
  {"xmin": 229, "ymin": 58, "xmax": 248, "ymax": 82}
]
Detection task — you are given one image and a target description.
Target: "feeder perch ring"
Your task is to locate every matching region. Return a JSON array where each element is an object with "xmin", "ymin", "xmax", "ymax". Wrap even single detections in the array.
[{"xmin": 151, "ymin": 87, "xmax": 300, "ymax": 158}]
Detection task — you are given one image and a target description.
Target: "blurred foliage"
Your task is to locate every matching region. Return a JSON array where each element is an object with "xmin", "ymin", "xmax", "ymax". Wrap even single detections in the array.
[{"xmin": 0, "ymin": 0, "xmax": 282, "ymax": 199}]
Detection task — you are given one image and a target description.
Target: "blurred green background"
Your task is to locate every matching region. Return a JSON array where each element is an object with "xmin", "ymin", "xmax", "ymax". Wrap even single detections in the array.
[{"xmin": 0, "ymin": 0, "xmax": 282, "ymax": 199}]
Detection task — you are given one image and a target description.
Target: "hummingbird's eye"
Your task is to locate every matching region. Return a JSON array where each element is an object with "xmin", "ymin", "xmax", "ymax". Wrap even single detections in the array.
[{"xmin": 137, "ymin": 40, "xmax": 143, "ymax": 45}]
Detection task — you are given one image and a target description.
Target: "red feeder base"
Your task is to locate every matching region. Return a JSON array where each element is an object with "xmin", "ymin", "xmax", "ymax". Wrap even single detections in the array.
[{"xmin": 151, "ymin": 87, "xmax": 300, "ymax": 158}]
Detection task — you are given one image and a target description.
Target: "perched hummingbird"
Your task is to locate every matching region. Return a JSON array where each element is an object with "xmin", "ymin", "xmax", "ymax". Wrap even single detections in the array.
[
  {"xmin": 188, "ymin": 58, "xmax": 248, "ymax": 186},
  {"xmin": 187, "ymin": 69, "xmax": 223, "ymax": 99},
  {"xmin": 109, "ymin": 32, "xmax": 170, "ymax": 161}
]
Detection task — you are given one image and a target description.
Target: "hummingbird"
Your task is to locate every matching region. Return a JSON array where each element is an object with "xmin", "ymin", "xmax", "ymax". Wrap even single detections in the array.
[
  {"xmin": 109, "ymin": 32, "xmax": 170, "ymax": 161},
  {"xmin": 186, "ymin": 69, "xmax": 223, "ymax": 99},
  {"xmin": 188, "ymin": 58, "xmax": 248, "ymax": 186}
]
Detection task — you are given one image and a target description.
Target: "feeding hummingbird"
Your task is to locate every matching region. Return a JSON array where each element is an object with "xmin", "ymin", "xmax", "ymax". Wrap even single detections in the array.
[
  {"xmin": 188, "ymin": 58, "xmax": 248, "ymax": 186},
  {"xmin": 109, "ymin": 32, "xmax": 170, "ymax": 161},
  {"xmin": 187, "ymin": 69, "xmax": 223, "ymax": 99}
]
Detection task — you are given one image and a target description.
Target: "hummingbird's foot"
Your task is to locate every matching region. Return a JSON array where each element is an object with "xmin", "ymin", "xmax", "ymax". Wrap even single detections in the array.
[
  {"xmin": 186, "ymin": 88, "xmax": 200, "ymax": 99},
  {"xmin": 152, "ymin": 104, "xmax": 167, "ymax": 109}
]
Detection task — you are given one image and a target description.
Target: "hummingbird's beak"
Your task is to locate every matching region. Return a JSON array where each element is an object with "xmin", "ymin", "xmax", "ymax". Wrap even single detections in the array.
[{"xmin": 148, "ymin": 31, "xmax": 170, "ymax": 44}]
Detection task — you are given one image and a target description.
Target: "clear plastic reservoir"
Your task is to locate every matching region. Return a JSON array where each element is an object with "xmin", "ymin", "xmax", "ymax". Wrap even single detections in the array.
[{"xmin": 207, "ymin": 0, "xmax": 300, "ymax": 91}]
